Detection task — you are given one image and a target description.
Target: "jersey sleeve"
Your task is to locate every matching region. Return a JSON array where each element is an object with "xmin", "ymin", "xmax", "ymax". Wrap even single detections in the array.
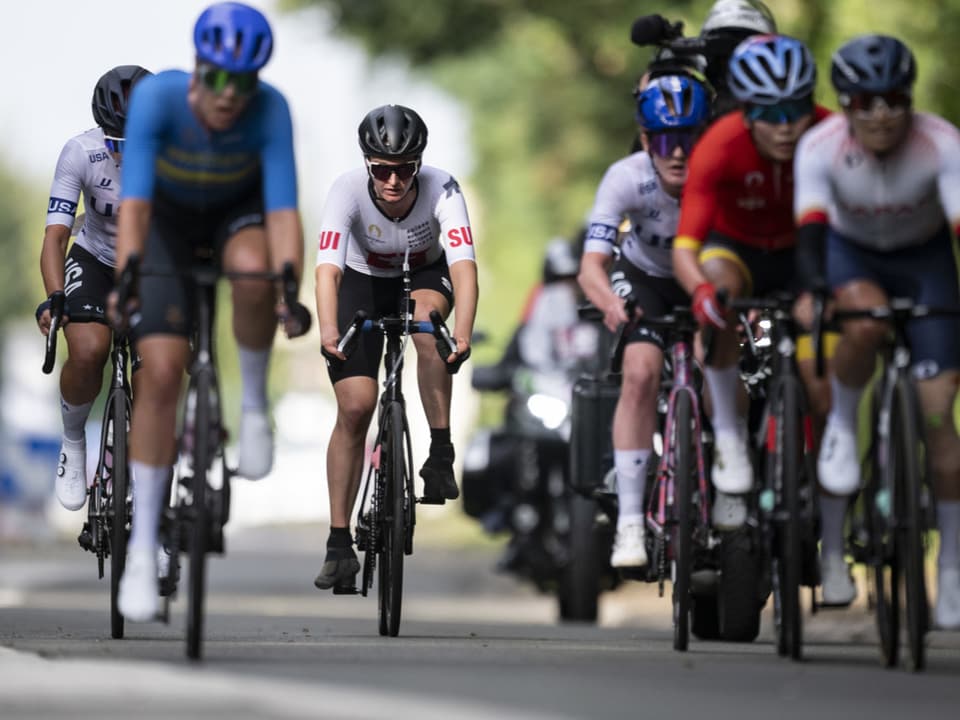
[
  {"xmin": 46, "ymin": 138, "xmax": 84, "ymax": 227},
  {"xmin": 435, "ymin": 175, "xmax": 476, "ymax": 266},
  {"xmin": 794, "ymin": 131, "xmax": 831, "ymax": 227},
  {"xmin": 121, "ymin": 76, "xmax": 165, "ymax": 202},
  {"xmin": 674, "ymin": 137, "xmax": 722, "ymax": 251},
  {"xmin": 933, "ymin": 121, "xmax": 960, "ymax": 236},
  {"xmin": 314, "ymin": 176, "xmax": 355, "ymax": 270},
  {"xmin": 259, "ymin": 88, "xmax": 298, "ymax": 212},
  {"xmin": 584, "ymin": 162, "xmax": 631, "ymax": 256}
]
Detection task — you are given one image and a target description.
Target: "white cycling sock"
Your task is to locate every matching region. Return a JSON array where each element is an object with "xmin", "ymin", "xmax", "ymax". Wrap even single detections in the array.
[
  {"xmin": 615, "ymin": 449, "xmax": 652, "ymax": 531},
  {"xmin": 61, "ymin": 397, "xmax": 93, "ymax": 443},
  {"xmin": 828, "ymin": 376, "xmax": 863, "ymax": 432},
  {"xmin": 819, "ymin": 494, "xmax": 849, "ymax": 560},
  {"xmin": 238, "ymin": 345, "xmax": 270, "ymax": 412},
  {"xmin": 128, "ymin": 462, "xmax": 170, "ymax": 552},
  {"xmin": 704, "ymin": 365, "xmax": 740, "ymax": 435},
  {"xmin": 938, "ymin": 500, "xmax": 960, "ymax": 571}
]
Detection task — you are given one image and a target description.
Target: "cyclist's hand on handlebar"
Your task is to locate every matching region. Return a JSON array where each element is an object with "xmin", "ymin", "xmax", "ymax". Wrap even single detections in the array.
[
  {"xmin": 320, "ymin": 324, "xmax": 346, "ymax": 362},
  {"xmin": 792, "ymin": 287, "xmax": 833, "ymax": 332},
  {"xmin": 106, "ymin": 289, "xmax": 140, "ymax": 332},
  {"xmin": 276, "ymin": 299, "xmax": 312, "ymax": 339},
  {"xmin": 603, "ymin": 297, "xmax": 631, "ymax": 333},
  {"xmin": 692, "ymin": 282, "xmax": 727, "ymax": 330},
  {"xmin": 445, "ymin": 335, "xmax": 471, "ymax": 365},
  {"xmin": 36, "ymin": 293, "xmax": 70, "ymax": 336}
]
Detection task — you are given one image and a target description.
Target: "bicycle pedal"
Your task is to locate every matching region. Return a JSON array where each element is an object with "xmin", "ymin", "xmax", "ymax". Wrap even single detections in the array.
[
  {"xmin": 77, "ymin": 524, "xmax": 96, "ymax": 553},
  {"xmin": 332, "ymin": 584, "xmax": 359, "ymax": 595},
  {"xmin": 418, "ymin": 495, "xmax": 446, "ymax": 506}
]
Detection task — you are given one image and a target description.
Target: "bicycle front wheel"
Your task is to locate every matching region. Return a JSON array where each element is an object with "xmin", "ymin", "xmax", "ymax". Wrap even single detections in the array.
[
  {"xmin": 672, "ymin": 391, "xmax": 694, "ymax": 652},
  {"xmin": 893, "ymin": 378, "xmax": 928, "ymax": 671},
  {"xmin": 109, "ymin": 389, "xmax": 131, "ymax": 640},
  {"xmin": 378, "ymin": 401, "xmax": 407, "ymax": 637},
  {"xmin": 186, "ymin": 375, "xmax": 211, "ymax": 660}
]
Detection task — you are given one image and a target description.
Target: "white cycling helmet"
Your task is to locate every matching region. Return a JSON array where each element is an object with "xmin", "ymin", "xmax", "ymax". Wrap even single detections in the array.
[{"xmin": 701, "ymin": 0, "xmax": 777, "ymax": 35}]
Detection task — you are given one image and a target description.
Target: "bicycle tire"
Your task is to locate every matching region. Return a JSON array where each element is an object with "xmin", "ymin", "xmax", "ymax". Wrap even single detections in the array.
[
  {"xmin": 378, "ymin": 401, "xmax": 406, "ymax": 637},
  {"xmin": 673, "ymin": 391, "xmax": 694, "ymax": 651},
  {"xmin": 869, "ymin": 386, "xmax": 899, "ymax": 668},
  {"xmin": 894, "ymin": 379, "xmax": 927, "ymax": 671},
  {"xmin": 186, "ymin": 373, "xmax": 211, "ymax": 660},
  {"xmin": 109, "ymin": 389, "xmax": 131, "ymax": 640},
  {"xmin": 775, "ymin": 380, "xmax": 803, "ymax": 660}
]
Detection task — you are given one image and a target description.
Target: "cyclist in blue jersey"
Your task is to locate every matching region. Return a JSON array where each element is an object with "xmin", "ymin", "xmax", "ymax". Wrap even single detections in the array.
[{"xmin": 112, "ymin": 1, "xmax": 310, "ymax": 622}]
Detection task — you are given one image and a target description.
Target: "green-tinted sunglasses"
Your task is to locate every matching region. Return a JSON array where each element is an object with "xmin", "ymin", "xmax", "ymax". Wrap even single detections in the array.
[{"xmin": 198, "ymin": 65, "xmax": 258, "ymax": 95}]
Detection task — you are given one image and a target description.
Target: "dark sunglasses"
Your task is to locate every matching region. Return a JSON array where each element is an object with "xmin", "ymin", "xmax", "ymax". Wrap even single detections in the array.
[
  {"xmin": 647, "ymin": 130, "xmax": 699, "ymax": 158},
  {"xmin": 840, "ymin": 90, "xmax": 911, "ymax": 116},
  {"xmin": 366, "ymin": 159, "xmax": 420, "ymax": 182},
  {"xmin": 104, "ymin": 135, "xmax": 125, "ymax": 154},
  {"xmin": 199, "ymin": 65, "xmax": 258, "ymax": 95},
  {"xmin": 745, "ymin": 97, "xmax": 814, "ymax": 124}
]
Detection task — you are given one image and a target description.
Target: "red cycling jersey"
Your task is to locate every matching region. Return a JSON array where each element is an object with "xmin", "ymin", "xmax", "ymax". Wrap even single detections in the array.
[{"xmin": 674, "ymin": 106, "xmax": 831, "ymax": 253}]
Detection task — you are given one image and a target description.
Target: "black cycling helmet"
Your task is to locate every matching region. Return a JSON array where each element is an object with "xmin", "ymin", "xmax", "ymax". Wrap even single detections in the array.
[
  {"xmin": 91, "ymin": 65, "xmax": 152, "ymax": 136},
  {"xmin": 358, "ymin": 104, "xmax": 428, "ymax": 158},
  {"xmin": 831, "ymin": 34, "xmax": 916, "ymax": 96}
]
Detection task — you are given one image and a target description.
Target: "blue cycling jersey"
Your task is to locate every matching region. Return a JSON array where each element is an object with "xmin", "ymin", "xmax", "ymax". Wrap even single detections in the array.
[{"xmin": 121, "ymin": 70, "xmax": 297, "ymax": 212}]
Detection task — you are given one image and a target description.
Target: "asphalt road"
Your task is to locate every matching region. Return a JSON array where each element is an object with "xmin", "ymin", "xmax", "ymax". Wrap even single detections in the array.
[{"xmin": 2, "ymin": 523, "xmax": 958, "ymax": 719}]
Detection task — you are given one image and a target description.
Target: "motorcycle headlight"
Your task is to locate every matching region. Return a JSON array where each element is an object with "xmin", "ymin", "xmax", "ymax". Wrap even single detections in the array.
[{"xmin": 526, "ymin": 393, "xmax": 569, "ymax": 431}]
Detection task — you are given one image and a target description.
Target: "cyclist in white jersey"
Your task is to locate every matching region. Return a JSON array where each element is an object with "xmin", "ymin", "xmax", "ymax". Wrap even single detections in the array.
[
  {"xmin": 37, "ymin": 65, "xmax": 151, "ymax": 511},
  {"xmin": 578, "ymin": 75, "xmax": 711, "ymax": 568},
  {"xmin": 795, "ymin": 35, "xmax": 960, "ymax": 625},
  {"xmin": 314, "ymin": 105, "xmax": 478, "ymax": 590}
]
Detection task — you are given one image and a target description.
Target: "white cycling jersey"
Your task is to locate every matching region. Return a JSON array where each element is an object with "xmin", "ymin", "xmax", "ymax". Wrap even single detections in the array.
[
  {"xmin": 315, "ymin": 165, "xmax": 476, "ymax": 277},
  {"xmin": 795, "ymin": 112, "xmax": 960, "ymax": 250},
  {"xmin": 46, "ymin": 127, "xmax": 122, "ymax": 267},
  {"xmin": 584, "ymin": 151, "xmax": 680, "ymax": 278}
]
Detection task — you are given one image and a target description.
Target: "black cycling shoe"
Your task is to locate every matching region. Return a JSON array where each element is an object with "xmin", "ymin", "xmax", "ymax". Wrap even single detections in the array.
[
  {"xmin": 419, "ymin": 445, "xmax": 459, "ymax": 503},
  {"xmin": 314, "ymin": 546, "xmax": 360, "ymax": 591}
]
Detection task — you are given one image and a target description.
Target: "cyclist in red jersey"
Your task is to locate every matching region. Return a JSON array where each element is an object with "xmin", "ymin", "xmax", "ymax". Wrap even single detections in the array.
[{"xmin": 672, "ymin": 34, "xmax": 830, "ymax": 529}]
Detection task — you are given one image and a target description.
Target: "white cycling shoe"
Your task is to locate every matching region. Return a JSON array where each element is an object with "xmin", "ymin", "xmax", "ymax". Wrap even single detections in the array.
[
  {"xmin": 55, "ymin": 436, "xmax": 87, "ymax": 511},
  {"xmin": 712, "ymin": 491, "xmax": 748, "ymax": 531},
  {"xmin": 236, "ymin": 409, "xmax": 273, "ymax": 480},
  {"xmin": 711, "ymin": 429, "xmax": 753, "ymax": 494},
  {"xmin": 935, "ymin": 566, "xmax": 960, "ymax": 630},
  {"xmin": 820, "ymin": 554, "xmax": 857, "ymax": 607},
  {"xmin": 611, "ymin": 521, "xmax": 648, "ymax": 568},
  {"xmin": 118, "ymin": 547, "xmax": 159, "ymax": 622},
  {"xmin": 817, "ymin": 418, "xmax": 861, "ymax": 495}
]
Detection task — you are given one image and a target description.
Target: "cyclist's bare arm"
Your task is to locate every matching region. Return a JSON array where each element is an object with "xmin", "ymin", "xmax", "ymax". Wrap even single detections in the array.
[
  {"xmin": 40, "ymin": 223, "xmax": 71, "ymax": 298},
  {"xmin": 315, "ymin": 262, "xmax": 344, "ymax": 360},
  {"xmin": 578, "ymin": 251, "xmax": 627, "ymax": 332},
  {"xmin": 265, "ymin": 207, "xmax": 304, "ymax": 279},
  {"xmin": 448, "ymin": 259, "xmax": 478, "ymax": 359},
  {"xmin": 115, "ymin": 198, "xmax": 152, "ymax": 273},
  {"xmin": 672, "ymin": 243, "xmax": 707, "ymax": 296}
]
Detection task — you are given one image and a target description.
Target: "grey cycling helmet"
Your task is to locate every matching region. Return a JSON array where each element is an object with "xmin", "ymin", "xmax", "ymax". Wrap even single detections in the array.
[
  {"xmin": 831, "ymin": 34, "xmax": 916, "ymax": 96},
  {"xmin": 701, "ymin": 0, "xmax": 777, "ymax": 36},
  {"xmin": 358, "ymin": 104, "xmax": 428, "ymax": 158},
  {"xmin": 91, "ymin": 65, "xmax": 152, "ymax": 136},
  {"xmin": 728, "ymin": 34, "xmax": 816, "ymax": 104}
]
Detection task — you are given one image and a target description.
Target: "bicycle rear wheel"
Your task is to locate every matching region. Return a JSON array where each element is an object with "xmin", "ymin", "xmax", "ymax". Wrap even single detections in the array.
[
  {"xmin": 186, "ymin": 375, "xmax": 211, "ymax": 660},
  {"xmin": 672, "ymin": 392, "xmax": 694, "ymax": 652},
  {"xmin": 109, "ymin": 390, "xmax": 131, "ymax": 640},
  {"xmin": 772, "ymin": 381, "xmax": 802, "ymax": 660},
  {"xmin": 893, "ymin": 379, "xmax": 927, "ymax": 671},
  {"xmin": 378, "ymin": 401, "xmax": 407, "ymax": 637}
]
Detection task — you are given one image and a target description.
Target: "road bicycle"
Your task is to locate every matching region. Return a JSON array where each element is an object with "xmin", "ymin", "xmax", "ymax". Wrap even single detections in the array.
[
  {"xmin": 116, "ymin": 254, "xmax": 309, "ymax": 659},
  {"xmin": 326, "ymin": 251, "xmax": 468, "ymax": 637},
  {"xmin": 43, "ymin": 292, "xmax": 134, "ymax": 640}
]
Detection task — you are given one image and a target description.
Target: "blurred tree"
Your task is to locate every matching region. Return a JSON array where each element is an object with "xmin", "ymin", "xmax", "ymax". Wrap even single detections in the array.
[{"xmin": 0, "ymin": 169, "xmax": 35, "ymax": 325}]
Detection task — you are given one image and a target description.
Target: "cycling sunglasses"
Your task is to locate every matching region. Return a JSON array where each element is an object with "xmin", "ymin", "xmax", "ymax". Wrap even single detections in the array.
[
  {"xmin": 840, "ymin": 90, "xmax": 911, "ymax": 117},
  {"xmin": 104, "ymin": 135, "xmax": 125, "ymax": 154},
  {"xmin": 647, "ymin": 130, "xmax": 699, "ymax": 158},
  {"xmin": 198, "ymin": 65, "xmax": 259, "ymax": 95},
  {"xmin": 745, "ymin": 97, "xmax": 814, "ymax": 124},
  {"xmin": 366, "ymin": 159, "xmax": 420, "ymax": 182}
]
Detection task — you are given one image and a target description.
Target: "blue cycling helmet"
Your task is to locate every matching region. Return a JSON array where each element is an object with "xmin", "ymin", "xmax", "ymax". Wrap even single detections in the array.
[
  {"xmin": 831, "ymin": 34, "xmax": 916, "ymax": 96},
  {"xmin": 637, "ymin": 75, "xmax": 711, "ymax": 131},
  {"xmin": 728, "ymin": 34, "xmax": 816, "ymax": 104},
  {"xmin": 194, "ymin": 2, "xmax": 273, "ymax": 73}
]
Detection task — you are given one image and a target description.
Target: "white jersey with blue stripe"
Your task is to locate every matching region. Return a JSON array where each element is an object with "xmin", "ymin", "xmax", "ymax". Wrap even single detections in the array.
[
  {"xmin": 46, "ymin": 127, "xmax": 122, "ymax": 267},
  {"xmin": 584, "ymin": 151, "xmax": 680, "ymax": 278}
]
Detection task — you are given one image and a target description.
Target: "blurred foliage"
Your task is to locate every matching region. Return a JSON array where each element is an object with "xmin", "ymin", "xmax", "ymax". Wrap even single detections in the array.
[
  {"xmin": 0, "ymin": 169, "xmax": 36, "ymax": 327},
  {"xmin": 287, "ymin": 0, "xmax": 960, "ymax": 355}
]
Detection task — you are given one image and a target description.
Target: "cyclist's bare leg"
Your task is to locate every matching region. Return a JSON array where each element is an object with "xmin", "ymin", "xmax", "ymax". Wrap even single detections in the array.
[
  {"xmin": 328, "ymin": 376, "xmax": 377, "ymax": 527},
  {"xmin": 410, "ymin": 288, "xmax": 453, "ymax": 427},
  {"xmin": 61, "ymin": 322, "xmax": 111, "ymax": 405},
  {"xmin": 832, "ymin": 280, "xmax": 888, "ymax": 387}
]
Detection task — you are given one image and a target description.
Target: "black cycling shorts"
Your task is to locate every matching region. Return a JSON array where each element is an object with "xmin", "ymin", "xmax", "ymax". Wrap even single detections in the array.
[
  {"xmin": 609, "ymin": 257, "xmax": 688, "ymax": 350},
  {"xmin": 133, "ymin": 187, "xmax": 265, "ymax": 338},
  {"xmin": 699, "ymin": 230, "xmax": 798, "ymax": 297},
  {"xmin": 327, "ymin": 256, "xmax": 455, "ymax": 383},
  {"xmin": 63, "ymin": 244, "xmax": 112, "ymax": 324}
]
